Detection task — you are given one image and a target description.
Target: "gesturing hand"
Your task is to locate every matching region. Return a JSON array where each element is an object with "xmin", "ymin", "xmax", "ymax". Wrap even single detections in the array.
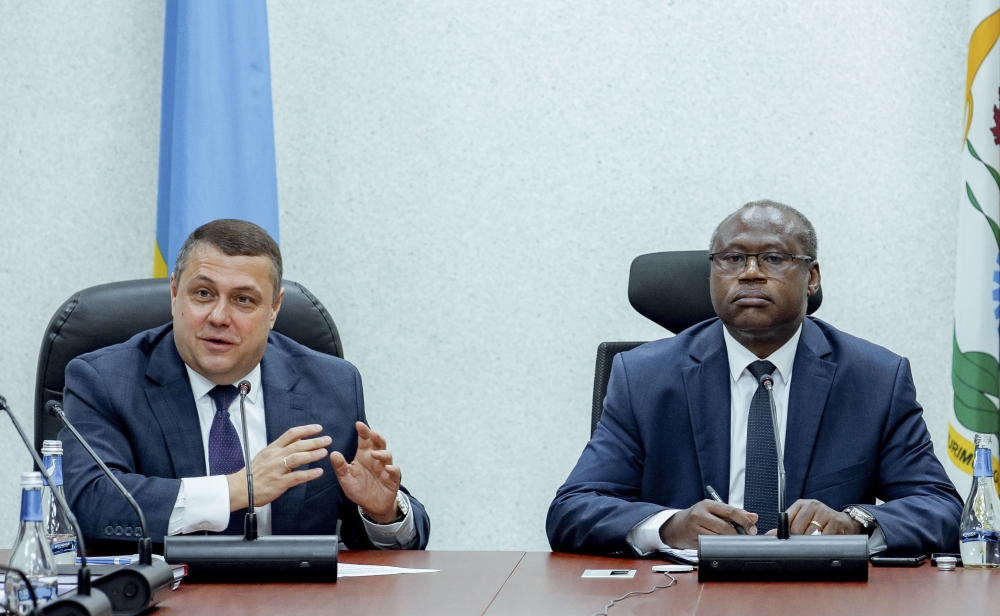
[
  {"xmin": 227, "ymin": 424, "xmax": 330, "ymax": 512},
  {"xmin": 659, "ymin": 500, "xmax": 759, "ymax": 549},
  {"xmin": 330, "ymin": 422, "xmax": 402, "ymax": 524}
]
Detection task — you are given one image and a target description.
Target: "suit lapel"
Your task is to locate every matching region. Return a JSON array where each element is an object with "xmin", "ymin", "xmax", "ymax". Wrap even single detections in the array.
[
  {"xmin": 683, "ymin": 321, "xmax": 733, "ymax": 501},
  {"xmin": 261, "ymin": 340, "xmax": 311, "ymax": 535},
  {"xmin": 143, "ymin": 330, "xmax": 206, "ymax": 478},
  {"xmin": 783, "ymin": 319, "xmax": 836, "ymax": 502}
]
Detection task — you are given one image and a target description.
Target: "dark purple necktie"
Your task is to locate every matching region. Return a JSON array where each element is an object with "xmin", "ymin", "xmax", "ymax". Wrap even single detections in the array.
[
  {"xmin": 207, "ymin": 385, "xmax": 246, "ymax": 534},
  {"xmin": 744, "ymin": 360, "xmax": 779, "ymax": 533}
]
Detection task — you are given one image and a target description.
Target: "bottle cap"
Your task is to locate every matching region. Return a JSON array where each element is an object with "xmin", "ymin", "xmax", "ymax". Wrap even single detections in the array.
[
  {"xmin": 41, "ymin": 440, "xmax": 63, "ymax": 456},
  {"xmin": 20, "ymin": 471, "xmax": 43, "ymax": 489},
  {"xmin": 936, "ymin": 556, "xmax": 957, "ymax": 571}
]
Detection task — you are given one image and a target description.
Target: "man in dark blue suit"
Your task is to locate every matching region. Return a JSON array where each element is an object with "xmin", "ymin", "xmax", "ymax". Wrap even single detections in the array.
[
  {"xmin": 547, "ymin": 201, "xmax": 961, "ymax": 556},
  {"xmin": 63, "ymin": 219, "xmax": 430, "ymax": 549}
]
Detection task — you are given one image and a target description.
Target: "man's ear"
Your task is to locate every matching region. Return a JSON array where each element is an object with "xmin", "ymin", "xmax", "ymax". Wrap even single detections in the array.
[
  {"xmin": 806, "ymin": 262, "xmax": 821, "ymax": 296},
  {"xmin": 269, "ymin": 287, "xmax": 285, "ymax": 329}
]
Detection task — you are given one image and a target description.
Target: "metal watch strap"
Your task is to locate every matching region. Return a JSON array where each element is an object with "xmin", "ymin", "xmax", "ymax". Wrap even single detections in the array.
[{"xmin": 844, "ymin": 506, "xmax": 877, "ymax": 536}]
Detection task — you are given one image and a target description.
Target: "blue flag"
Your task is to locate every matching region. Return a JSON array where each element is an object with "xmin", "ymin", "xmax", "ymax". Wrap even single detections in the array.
[{"xmin": 154, "ymin": 0, "xmax": 280, "ymax": 278}]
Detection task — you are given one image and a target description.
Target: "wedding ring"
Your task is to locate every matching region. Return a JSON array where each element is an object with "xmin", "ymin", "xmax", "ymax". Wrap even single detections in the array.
[
  {"xmin": 283, "ymin": 456, "xmax": 291, "ymax": 472},
  {"xmin": 809, "ymin": 520, "xmax": 824, "ymax": 531}
]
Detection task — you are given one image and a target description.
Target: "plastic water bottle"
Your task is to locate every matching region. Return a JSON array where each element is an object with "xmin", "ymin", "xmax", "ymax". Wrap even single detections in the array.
[
  {"xmin": 959, "ymin": 433, "xmax": 1000, "ymax": 568},
  {"xmin": 5, "ymin": 471, "xmax": 59, "ymax": 613},
  {"xmin": 42, "ymin": 439, "xmax": 78, "ymax": 564}
]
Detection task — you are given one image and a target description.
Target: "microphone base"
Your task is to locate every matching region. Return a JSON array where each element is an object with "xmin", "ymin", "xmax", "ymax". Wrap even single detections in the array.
[
  {"xmin": 163, "ymin": 535, "xmax": 339, "ymax": 583},
  {"xmin": 697, "ymin": 535, "xmax": 869, "ymax": 582},
  {"xmin": 38, "ymin": 588, "xmax": 113, "ymax": 616},
  {"xmin": 90, "ymin": 560, "xmax": 176, "ymax": 616}
]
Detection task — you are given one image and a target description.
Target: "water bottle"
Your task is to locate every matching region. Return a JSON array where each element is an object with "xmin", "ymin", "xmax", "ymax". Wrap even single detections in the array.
[
  {"xmin": 959, "ymin": 433, "xmax": 1000, "ymax": 568},
  {"xmin": 5, "ymin": 472, "xmax": 59, "ymax": 613},
  {"xmin": 42, "ymin": 439, "xmax": 78, "ymax": 564}
]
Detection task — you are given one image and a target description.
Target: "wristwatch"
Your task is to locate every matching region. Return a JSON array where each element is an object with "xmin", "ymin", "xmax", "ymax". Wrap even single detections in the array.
[
  {"xmin": 843, "ymin": 506, "xmax": 877, "ymax": 536},
  {"xmin": 360, "ymin": 492, "xmax": 409, "ymax": 525}
]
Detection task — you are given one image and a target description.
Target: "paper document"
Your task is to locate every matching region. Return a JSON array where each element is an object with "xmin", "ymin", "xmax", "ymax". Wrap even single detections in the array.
[{"xmin": 337, "ymin": 564, "xmax": 439, "ymax": 578}]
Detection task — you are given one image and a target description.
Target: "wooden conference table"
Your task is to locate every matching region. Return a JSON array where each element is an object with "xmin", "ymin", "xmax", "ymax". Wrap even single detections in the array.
[{"xmin": 147, "ymin": 550, "xmax": 998, "ymax": 615}]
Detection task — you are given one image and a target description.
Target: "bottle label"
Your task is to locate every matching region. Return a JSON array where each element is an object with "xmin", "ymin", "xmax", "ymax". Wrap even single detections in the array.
[
  {"xmin": 973, "ymin": 448, "xmax": 994, "ymax": 477},
  {"xmin": 51, "ymin": 539, "xmax": 77, "ymax": 555},
  {"xmin": 961, "ymin": 529, "xmax": 1000, "ymax": 543},
  {"xmin": 42, "ymin": 455, "xmax": 63, "ymax": 487},
  {"xmin": 20, "ymin": 489, "xmax": 42, "ymax": 522},
  {"xmin": 17, "ymin": 586, "xmax": 55, "ymax": 602}
]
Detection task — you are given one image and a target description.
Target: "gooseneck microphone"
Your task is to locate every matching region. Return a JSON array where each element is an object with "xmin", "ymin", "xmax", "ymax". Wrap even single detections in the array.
[
  {"xmin": 236, "ymin": 380, "xmax": 258, "ymax": 541},
  {"xmin": 162, "ymin": 381, "xmax": 339, "ymax": 582},
  {"xmin": 757, "ymin": 372, "xmax": 790, "ymax": 540},
  {"xmin": 46, "ymin": 401, "xmax": 175, "ymax": 616},
  {"xmin": 695, "ymin": 373, "xmax": 870, "ymax": 583},
  {"xmin": 0, "ymin": 396, "xmax": 113, "ymax": 616}
]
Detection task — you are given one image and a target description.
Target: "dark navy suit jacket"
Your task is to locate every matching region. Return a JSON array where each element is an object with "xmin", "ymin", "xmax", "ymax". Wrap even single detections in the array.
[
  {"xmin": 62, "ymin": 324, "xmax": 430, "ymax": 549},
  {"xmin": 547, "ymin": 317, "xmax": 961, "ymax": 555}
]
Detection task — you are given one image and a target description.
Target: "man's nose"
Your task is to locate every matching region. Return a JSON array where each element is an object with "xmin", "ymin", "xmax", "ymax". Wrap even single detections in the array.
[
  {"xmin": 206, "ymin": 299, "xmax": 232, "ymax": 325},
  {"xmin": 738, "ymin": 255, "xmax": 767, "ymax": 280}
]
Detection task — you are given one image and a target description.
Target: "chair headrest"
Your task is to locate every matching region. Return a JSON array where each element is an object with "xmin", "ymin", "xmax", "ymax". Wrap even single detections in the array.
[{"xmin": 627, "ymin": 250, "xmax": 823, "ymax": 335}]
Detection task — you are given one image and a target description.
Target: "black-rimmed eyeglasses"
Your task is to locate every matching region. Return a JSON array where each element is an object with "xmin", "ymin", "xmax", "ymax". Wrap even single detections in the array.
[{"xmin": 708, "ymin": 252, "xmax": 814, "ymax": 277}]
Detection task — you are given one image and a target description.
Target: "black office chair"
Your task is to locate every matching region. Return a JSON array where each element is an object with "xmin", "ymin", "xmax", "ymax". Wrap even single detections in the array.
[
  {"xmin": 33, "ymin": 278, "xmax": 343, "ymax": 452},
  {"xmin": 589, "ymin": 250, "xmax": 822, "ymax": 436}
]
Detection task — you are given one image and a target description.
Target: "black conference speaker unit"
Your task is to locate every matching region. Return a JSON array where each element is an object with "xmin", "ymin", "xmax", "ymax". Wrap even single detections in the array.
[
  {"xmin": 163, "ymin": 535, "xmax": 339, "ymax": 583},
  {"xmin": 697, "ymin": 535, "xmax": 869, "ymax": 582}
]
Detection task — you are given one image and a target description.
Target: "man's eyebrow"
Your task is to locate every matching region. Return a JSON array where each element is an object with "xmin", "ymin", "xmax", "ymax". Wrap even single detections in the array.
[{"xmin": 187, "ymin": 276, "xmax": 262, "ymax": 295}]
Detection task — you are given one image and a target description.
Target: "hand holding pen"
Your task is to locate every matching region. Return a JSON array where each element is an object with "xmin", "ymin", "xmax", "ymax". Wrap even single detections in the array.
[{"xmin": 657, "ymin": 486, "xmax": 758, "ymax": 549}]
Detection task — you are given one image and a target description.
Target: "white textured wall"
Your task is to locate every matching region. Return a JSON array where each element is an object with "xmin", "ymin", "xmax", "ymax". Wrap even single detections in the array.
[{"xmin": 0, "ymin": 1, "xmax": 967, "ymax": 550}]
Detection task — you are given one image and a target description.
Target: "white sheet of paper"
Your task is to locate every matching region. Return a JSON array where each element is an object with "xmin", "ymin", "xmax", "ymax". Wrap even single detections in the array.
[{"xmin": 337, "ymin": 564, "xmax": 439, "ymax": 578}]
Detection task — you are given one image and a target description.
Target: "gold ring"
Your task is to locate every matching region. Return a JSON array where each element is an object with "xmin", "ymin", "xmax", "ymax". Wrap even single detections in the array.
[
  {"xmin": 809, "ymin": 520, "xmax": 824, "ymax": 531},
  {"xmin": 283, "ymin": 456, "xmax": 291, "ymax": 472}
]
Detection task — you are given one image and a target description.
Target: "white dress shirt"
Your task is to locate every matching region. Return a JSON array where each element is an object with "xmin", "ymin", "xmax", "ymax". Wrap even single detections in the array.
[
  {"xmin": 627, "ymin": 325, "xmax": 885, "ymax": 554},
  {"xmin": 166, "ymin": 364, "xmax": 417, "ymax": 549}
]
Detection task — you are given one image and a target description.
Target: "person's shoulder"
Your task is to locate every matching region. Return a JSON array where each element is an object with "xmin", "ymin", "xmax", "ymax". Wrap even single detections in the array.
[
  {"xmin": 265, "ymin": 331, "xmax": 356, "ymax": 373},
  {"xmin": 70, "ymin": 323, "xmax": 173, "ymax": 370},
  {"xmin": 806, "ymin": 317, "xmax": 905, "ymax": 367},
  {"xmin": 619, "ymin": 318, "xmax": 722, "ymax": 366}
]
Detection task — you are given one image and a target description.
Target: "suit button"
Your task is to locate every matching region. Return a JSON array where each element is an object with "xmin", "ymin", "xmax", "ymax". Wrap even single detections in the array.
[
  {"xmin": 135, "ymin": 527, "xmax": 143, "ymax": 536},
  {"xmin": 125, "ymin": 527, "xmax": 133, "ymax": 537},
  {"xmin": 104, "ymin": 526, "xmax": 113, "ymax": 536},
  {"xmin": 115, "ymin": 526, "xmax": 124, "ymax": 536}
]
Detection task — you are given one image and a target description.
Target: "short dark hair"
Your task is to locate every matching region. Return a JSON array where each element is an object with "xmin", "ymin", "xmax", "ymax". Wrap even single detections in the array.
[
  {"xmin": 173, "ymin": 219, "xmax": 283, "ymax": 301},
  {"xmin": 709, "ymin": 199, "xmax": 818, "ymax": 259}
]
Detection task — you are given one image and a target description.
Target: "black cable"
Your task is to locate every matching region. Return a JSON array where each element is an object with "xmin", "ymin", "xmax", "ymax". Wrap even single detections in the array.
[
  {"xmin": 0, "ymin": 564, "xmax": 38, "ymax": 615},
  {"xmin": 593, "ymin": 573, "xmax": 677, "ymax": 616}
]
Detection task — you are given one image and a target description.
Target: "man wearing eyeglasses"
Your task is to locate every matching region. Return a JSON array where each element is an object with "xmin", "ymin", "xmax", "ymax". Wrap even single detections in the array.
[{"xmin": 547, "ymin": 200, "xmax": 962, "ymax": 556}]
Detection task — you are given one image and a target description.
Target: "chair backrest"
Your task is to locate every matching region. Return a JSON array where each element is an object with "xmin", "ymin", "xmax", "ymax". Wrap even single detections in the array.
[
  {"xmin": 590, "ymin": 250, "xmax": 823, "ymax": 435},
  {"xmin": 33, "ymin": 278, "xmax": 342, "ymax": 452}
]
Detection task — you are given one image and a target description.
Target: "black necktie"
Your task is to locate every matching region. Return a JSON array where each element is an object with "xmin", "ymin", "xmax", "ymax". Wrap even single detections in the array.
[
  {"xmin": 207, "ymin": 385, "xmax": 246, "ymax": 535},
  {"xmin": 744, "ymin": 360, "xmax": 779, "ymax": 533}
]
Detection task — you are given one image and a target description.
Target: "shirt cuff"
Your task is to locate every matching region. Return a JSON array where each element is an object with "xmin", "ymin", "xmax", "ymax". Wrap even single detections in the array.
[
  {"xmin": 167, "ymin": 476, "xmax": 232, "ymax": 535},
  {"xmin": 359, "ymin": 492, "xmax": 418, "ymax": 550},
  {"xmin": 626, "ymin": 509, "xmax": 679, "ymax": 556},
  {"xmin": 857, "ymin": 506, "xmax": 887, "ymax": 555}
]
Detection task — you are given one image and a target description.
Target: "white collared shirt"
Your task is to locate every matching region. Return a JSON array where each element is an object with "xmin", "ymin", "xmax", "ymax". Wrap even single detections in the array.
[{"xmin": 166, "ymin": 364, "xmax": 416, "ymax": 548}]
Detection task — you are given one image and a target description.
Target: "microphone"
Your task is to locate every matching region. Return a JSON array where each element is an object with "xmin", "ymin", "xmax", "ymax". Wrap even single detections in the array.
[
  {"xmin": 46, "ymin": 401, "xmax": 175, "ymax": 616},
  {"xmin": 695, "ymin": 374, "xmax": 870, "ymax": 583},
  {"xmin": 757, "ymin": 372, "xmax": 790, "ymax": 540},
  {"xmin": 236, "ymin": 380, "xmax": 257, "ymax": 541},
  {"xmin": 162, "ymin": 381, "xmax": 339, "ymax": 582},
  {"xmin": 0, "ymin": 396, "xmax": 113, "ymax": 616}
]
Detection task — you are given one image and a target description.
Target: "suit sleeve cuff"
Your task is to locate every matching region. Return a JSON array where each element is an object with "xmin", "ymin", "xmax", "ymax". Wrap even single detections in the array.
[
  {"xmin": 626, "ymin": 509, "xmax": 678, "ymax": 556},
  {"xmin": 167, "ymin": 476, "xmax": 231, "ymax": 535},
  {"xmin": 359, "ymin": 492, "xmax": 418, "ymax": 549}
]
